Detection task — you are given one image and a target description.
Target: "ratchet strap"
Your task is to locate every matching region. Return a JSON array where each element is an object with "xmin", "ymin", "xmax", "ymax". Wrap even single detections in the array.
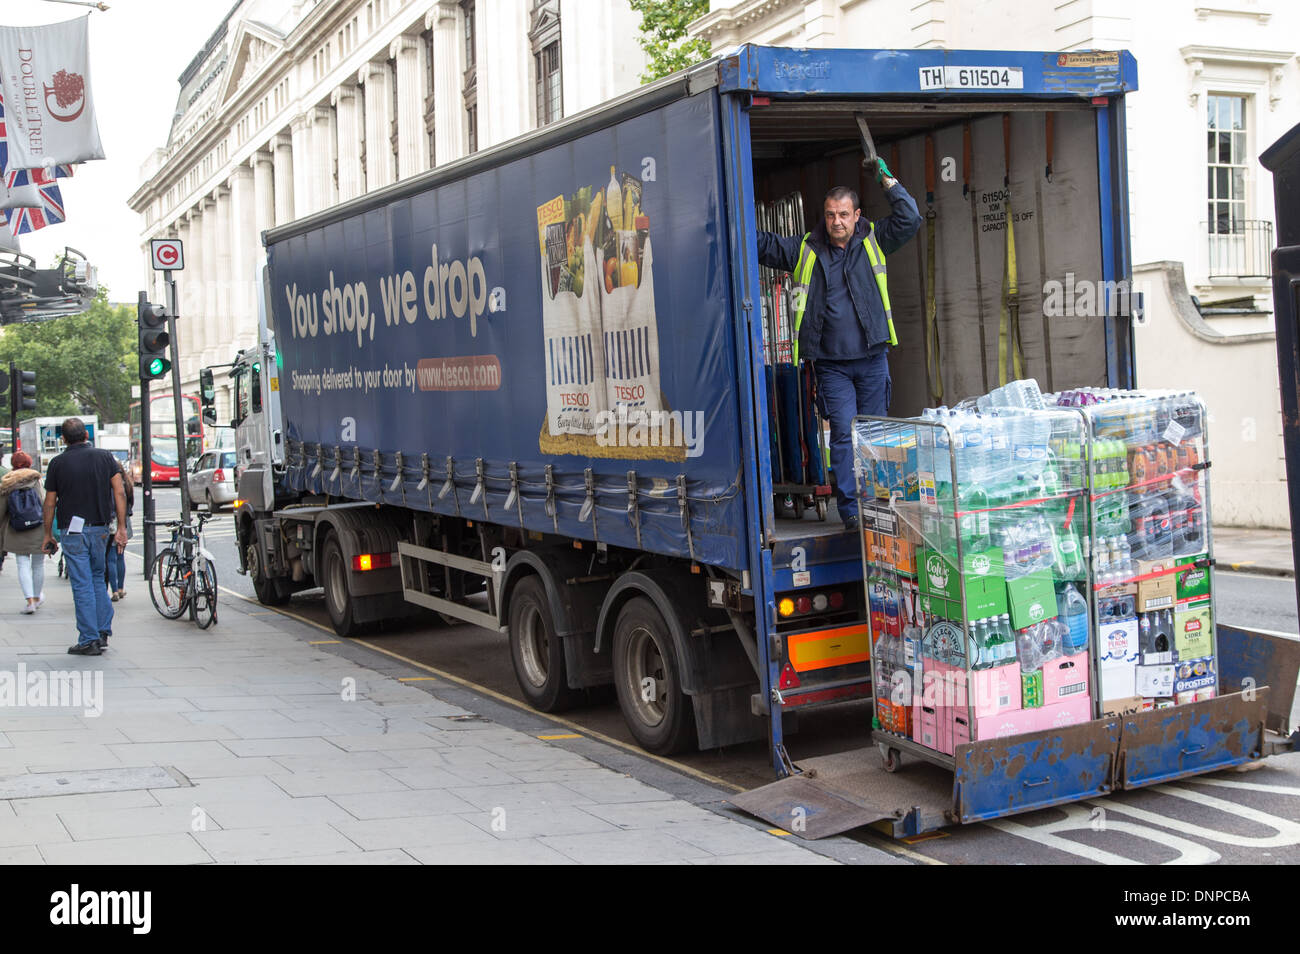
[
  {"xmin": 998, "ymin": 113, "xmax": 1026, "ymax": 385},
  {"xmin": 923, "ymin": 134, "xmax": 942, "ymax": 403},
  {"xmin": 964, "ymin": 122, "xmax": 989, "ymax": 391},
  {"xmin": 1037, "ymin": 112, "xmax": 1056, "ymax": 391}
]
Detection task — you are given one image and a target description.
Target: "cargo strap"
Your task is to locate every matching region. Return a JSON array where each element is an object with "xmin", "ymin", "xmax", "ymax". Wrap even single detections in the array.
[
  {"xmin": 923, "ymin": 133, "xmax": 942, "ymax": 404},
  {"xmin": 390, "ymin": 450, "xmax": 405, "ymax": 499},
  {"xmin": 677, "ymin": 474, "xmax": 696, "ymax": 563},
  {"xmin": 579, "ymin": 467, "xmax": 599, "ymax": 542},
  {"xmin": 626, "ymin": 470, "xmax": 642, "ymax": 549},
  {"xmin": 964, "ymin": 122, "xmax": 990, "ymax": 392},
  {"xmin": 790, "ymin": 225, "xmax": 897, "ymax": 366},
  {"xmin": 471, "ymin": 458, "xmax": 489, "ymax": 517},
  {"xmin": 998, "ymin": 113, "xmax": 1026, "ymax": 385},
  {"xmin": 506, "ymin": 461, "xmax": 524, "ymax": 527},
  {"xmin": 437, "ymin": 455, "xmax": 460, "ymax": 515},
  {"xmin": 329, "ymin": 445, "xmax": 342, "ymax": 484},
  {"xmin": 1037, "ymin": 112, "xmax": 1056, "ymax": 391},
  {"xmin": 544, "ymin": 464, "xmax": 558, "ymax": 531}
]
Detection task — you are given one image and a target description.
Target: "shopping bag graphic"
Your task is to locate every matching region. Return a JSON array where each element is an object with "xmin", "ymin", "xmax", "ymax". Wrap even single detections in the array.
[
  {"xmin": 600, "ymin": 236, "xmax": 663, "ymax": 422},
  {"xmin": 542, "ymin": 237, "xmax": 608, "ymax": 436}
]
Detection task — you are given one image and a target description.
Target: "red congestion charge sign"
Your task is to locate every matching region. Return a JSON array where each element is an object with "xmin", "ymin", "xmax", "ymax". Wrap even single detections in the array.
[{"xmin": 150, "ymin": 238, "xmax": 184, "ymax": 271}]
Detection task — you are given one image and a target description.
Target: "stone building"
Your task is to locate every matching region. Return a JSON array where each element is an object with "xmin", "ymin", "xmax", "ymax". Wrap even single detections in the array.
[{"xmin": 130, "ymin": 0, "xmax": 646, "ymax": 420}]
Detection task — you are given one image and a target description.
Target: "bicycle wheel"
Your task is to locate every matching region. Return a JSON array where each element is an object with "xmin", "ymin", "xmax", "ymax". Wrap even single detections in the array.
[
  {"xmin": 191, "ymin": 559, "xmax": 218, "ymax": 629},
  {"xmin": 149, "ymin": 548, "xmax": 189, "ymax": 620}
]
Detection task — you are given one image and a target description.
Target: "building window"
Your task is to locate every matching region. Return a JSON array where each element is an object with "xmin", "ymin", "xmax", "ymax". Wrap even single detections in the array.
[
  {"xmin": 535, "ymin": 42, "xmax": 562, "ymax": 126},
  {"xmin": 1206, "ymin": 93, "xmax": 1247, "ymax": 235},
  {"xmin": 530, "ymin": 0, "xmax": 562, "ymax": 128},
  {"xmin": 462, "ymin": 0, "xmax": 477, "ymax": 155}
]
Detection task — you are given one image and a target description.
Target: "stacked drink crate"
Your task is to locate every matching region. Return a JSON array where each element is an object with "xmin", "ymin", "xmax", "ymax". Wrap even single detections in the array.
[{"xmin": 853, "ymin": 382, "xmax": 1217, "ymax": 763}]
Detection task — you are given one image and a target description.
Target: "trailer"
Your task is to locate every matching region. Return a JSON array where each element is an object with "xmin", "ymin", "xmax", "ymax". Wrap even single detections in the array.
[
  {"xmin": 215, "ymin": 45, "xmax": 1296, "ymax": 837},
  {"xmin": 18, "ymin": 415, "xmax": 99, "ymax": 473}
]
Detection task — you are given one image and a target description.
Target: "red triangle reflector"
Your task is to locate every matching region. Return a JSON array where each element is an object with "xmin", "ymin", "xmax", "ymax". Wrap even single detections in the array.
[{"xmin": 779, "ymin": 663, "xmax": 801, "ymax": 689}]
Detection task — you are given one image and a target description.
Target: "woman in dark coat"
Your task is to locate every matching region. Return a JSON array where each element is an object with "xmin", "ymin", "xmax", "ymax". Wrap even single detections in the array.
[{"xmin": 0, "ymin": 451, "xmax": 47, "ymax": 613}]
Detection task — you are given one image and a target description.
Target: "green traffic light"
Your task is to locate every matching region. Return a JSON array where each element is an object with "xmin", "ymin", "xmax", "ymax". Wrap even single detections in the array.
[{"xmin": 148, "ymin": 357, "xmax": 167, "ymax": 376}]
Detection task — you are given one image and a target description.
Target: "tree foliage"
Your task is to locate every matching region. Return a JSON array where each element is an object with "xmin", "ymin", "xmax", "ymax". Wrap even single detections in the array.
[
  {"xmin": 0, "ymin": 291, "xmax": 136, "ymax": 423},
  {"xmin": 629, "ymin": 0, "xmax": 712, "ymax": 83}
]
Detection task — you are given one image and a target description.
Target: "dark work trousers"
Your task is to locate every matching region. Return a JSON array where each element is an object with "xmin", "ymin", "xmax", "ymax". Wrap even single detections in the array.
[{"xmin": 814, "ymin": 352, "xmax": 892, "ymax": 523}]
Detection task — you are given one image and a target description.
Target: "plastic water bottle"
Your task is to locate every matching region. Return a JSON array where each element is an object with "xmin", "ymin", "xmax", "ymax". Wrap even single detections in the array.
[{"xmin": 1062, "ymin": 583, "xmax": 1089, "ymax": 654}]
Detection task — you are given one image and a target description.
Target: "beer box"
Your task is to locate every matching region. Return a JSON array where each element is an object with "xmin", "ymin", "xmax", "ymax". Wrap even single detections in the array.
[
  {"xmin": 1173, "ymin": 656, "xmax": 1217, "ymax": 695},
  {"xmin": 1136, "ymin": 664, "xmax": 1175, "ymax": 698},
  {"xmin": 918, "ymin": 546, "xmax": 1008, "ymax": 619},
  {"xmin": 1136, "ymin": 559, "xmax": 1177, "ymax": 612},
  {"xmin": 1099, "ymin": 616, "xmax": 1139, "ymax": 666},
  {"xmin": 1174, "ymin": 600, "xmax": 1214, "ymax": 659},
  {"xmin": 1006, "ymin": 569, "xmax": 1059, "ymax": 630},
  {"xmin": 1176, "ymin": 556, "xmax": 1211, "ymax": 602}
]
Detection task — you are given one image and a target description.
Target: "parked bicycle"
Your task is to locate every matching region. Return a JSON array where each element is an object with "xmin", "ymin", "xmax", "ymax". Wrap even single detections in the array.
[{"xmin": 147, "ymin": 512, "xmax": 219, "ymax": 628}]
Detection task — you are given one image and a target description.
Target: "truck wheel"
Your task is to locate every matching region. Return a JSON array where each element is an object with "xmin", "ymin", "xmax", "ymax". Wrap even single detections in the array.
[
  {"xmin": 612, "ymin": 597, "xmax": 696, "ymax": 755},
  {"xmin": 246, "ymin": 536, "xmax": 289, "ymax": 607},
  {"xmin": 508, "ymin": 576, "xmax": 578, "ymax": 712},
  {"xmin": 321, "ymin": 534, "xmax": 360, "ymax": 637}
]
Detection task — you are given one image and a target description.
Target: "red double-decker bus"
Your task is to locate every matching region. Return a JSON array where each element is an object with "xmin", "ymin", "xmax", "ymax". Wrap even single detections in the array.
[{"xmin": 129, "ymin": 393, "xmax": 201, "ymax": 484}]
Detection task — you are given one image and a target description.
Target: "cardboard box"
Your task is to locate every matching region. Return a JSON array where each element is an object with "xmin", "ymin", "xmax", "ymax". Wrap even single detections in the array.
[
  {"xmin": 1136, "ymin": 664, "xmax": 1175, "ymax": 697},
  {"xmin": 1034, "ymin": 694, "xmax": 1093, "ymax": 730},
  {"xmin": 920, "ymin": 619, "xmax": 968, "ymax": 669},
  {"xmin": 1101, "ymin": 695, "xmax": 1144, "ymax": 717},
  {"xmin": 1006, "ymin": 568, "xmax": 1059, "ymax": 630},
  {"xmin": 1043, "ymin": 652, "xmax": 1090, "ymax": 704},
  {"xmin": 952, "ymin": 662, "xmax": 1022, "ymax": 717},
  {"xmin": 951, "ymin": 711, "xmax": 971, "ymax": 751},
  {"xmin": 975, "ymin": 706, "xmax": 1044, "ymax": 741},
  {"xmin": 918, "ymin": 546, "xmax": 1009, "ymax": 619},
  {"xmin": 1099, "ymin": 617, "xmax": 1139, "ymax": 666},
  {"xmin": 1136, "ymin": 559, "xmax": 1177, "ymax": 612},
  {"xmin": 1101, "ymin": 661, "xmax": 1137, "ymax": 700},
  {"xmin": 915, "ymin": 704, "xmax": 939, "ymax": 749},
  {"xmin": 866, "ymin": 432, "xmax": 918, "ymax": 502},
  {"xmin": 1175, "ymin": 555, "xmax": 1211, "ymax": 602},
  {"xmin": 1173, "ymin": 656, "xmax": 1217, "ymax": 695},
  {"xmin": 876, "ymin": 699, "xmax": 911, "ymax": 736},
  {"xmin": 1174, "ymin": 600, "xmax": 1214, "ymax": 659}
]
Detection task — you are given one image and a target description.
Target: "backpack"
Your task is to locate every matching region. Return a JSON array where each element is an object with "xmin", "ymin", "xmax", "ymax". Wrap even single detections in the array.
[{"xmin": 8, "ymin": 485, "xmax": 42, "ymax": 532}]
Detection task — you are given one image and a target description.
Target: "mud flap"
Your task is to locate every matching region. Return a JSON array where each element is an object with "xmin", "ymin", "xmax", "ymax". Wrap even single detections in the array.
[
  {"xmin": 1115, "ymin": 689, "xmax": 1268, "ymax": 789},
  {"xmin": 952, "ymin": 718, "xmax": 1120, "ymax": 824}
]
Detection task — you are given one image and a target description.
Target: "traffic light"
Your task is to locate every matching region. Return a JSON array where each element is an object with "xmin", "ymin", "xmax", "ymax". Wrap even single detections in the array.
[
  {"xmin": 8, "ymin": 363, "xmax": 34, "ymax": 421},
  {"xmin": 138, "ymin": 298, "xmax": 171, "ymax": 380}
]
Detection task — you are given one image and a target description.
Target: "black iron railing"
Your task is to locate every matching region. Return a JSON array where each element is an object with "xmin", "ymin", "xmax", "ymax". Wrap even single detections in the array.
[{"xmin": 1206, "ymin": 219, "xmax": 1275, "ymax": 279}]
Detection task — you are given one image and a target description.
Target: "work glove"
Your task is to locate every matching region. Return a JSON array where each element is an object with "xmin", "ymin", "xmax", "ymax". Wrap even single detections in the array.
[{"xmin": 874, "ymin": 157, "xmax": 894, "ymax": 185}]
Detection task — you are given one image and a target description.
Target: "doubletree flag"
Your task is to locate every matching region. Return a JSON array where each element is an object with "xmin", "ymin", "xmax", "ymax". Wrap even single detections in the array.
[
  {"xmin": 0, "ymin": 15, "xmax": 105, "ymax": 171},
  {"xmin": 0, "ymin": 92, "xmax": 75, "ymax": 180}
]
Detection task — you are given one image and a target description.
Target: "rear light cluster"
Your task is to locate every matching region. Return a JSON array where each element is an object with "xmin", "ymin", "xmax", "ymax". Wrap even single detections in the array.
[
  {"xmin": 213, "ymin": 468, "xmax": 224, "ymax": 482},
  {"xmin": 777, "ymin": 590, "xmax": 846, "ymax": 618},
  {"xmin": 352, "ymin": 552, "xmax": 396, "ymax": 571}
]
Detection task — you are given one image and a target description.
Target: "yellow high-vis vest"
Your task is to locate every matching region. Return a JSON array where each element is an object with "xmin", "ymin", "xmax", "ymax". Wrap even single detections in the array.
[{"xmin": 790, "ymin": 226, "xmax": 897, "ymax": 364}]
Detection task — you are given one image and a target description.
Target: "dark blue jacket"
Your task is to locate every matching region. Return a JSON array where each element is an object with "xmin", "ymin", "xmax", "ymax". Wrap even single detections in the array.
[{"xmin": 757, "ymin": 182, "xmax": 922, "ymax": 361}]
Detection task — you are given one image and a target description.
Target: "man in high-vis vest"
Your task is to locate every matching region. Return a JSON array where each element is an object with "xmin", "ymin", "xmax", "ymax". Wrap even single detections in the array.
[{"xmin": 757, "ymin": 165, "xmax": 922, "ymax": 530}]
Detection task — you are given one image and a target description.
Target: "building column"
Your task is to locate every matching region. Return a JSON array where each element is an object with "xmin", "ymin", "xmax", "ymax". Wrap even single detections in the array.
[
  {"xmin": 391, "ymin": 34, "xmax": 426, "ymax": 179},
  {"xmin": 229, "ymin": 163, "xmax": 257, "ymax": 354},
  {"xmin": 197, "ymin": 196, "xmax": 217, "ymax": 370},
  {"xmin": 175, "ymin": 215, "xmax": 194, "ymax": 382},
  {"xmin": 478, "ymin": 1, "xmax": 529, "ymax": 148},
  {"xmin": 331, "ymin": 84, "xmax": 364, "ymax": 201},
  {"xmin": 273, "ymin": 132, "xmax": 295, "ymax": 225},
  {"xmin": 359, "ymin": 59, "xmax": 395, "ymax": 191},
  {"xmin": 431, "ymin": 2, "xmax": 464, "ymax": 165},
  {"xmin": 312, "ymin": 104, "xmax": 338, "ymax": 211},
  {"xmin": 212, "ymin": 184, "xmax": 232, "ymax": 367},
  {"xmin": 290, "ymin": 113, "xmax": 313, "ymax": 217}
]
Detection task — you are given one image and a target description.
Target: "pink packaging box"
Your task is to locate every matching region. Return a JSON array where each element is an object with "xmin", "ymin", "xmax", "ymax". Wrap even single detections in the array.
[
  {"xmin": 915, "ymin": 705, "xmax": 939, "ymax": 749},
  {"xmin": 1032, "ymin": 694, "xmax": 1093, "ymax": 731},
  {"xmin": 1043, "ymin": 653, "xmax": 1090, "ymax": 705},
  {"xmin": 974, "ymin": 706, "xmax": 1043, "ymax": 741}
]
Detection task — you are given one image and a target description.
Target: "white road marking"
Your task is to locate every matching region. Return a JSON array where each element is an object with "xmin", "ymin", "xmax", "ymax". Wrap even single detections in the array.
[
  {"xmin": 989, "ymin": 804, "xmax": 1221, "ymax": 864},
  {"xmin": 1180, "ymin": 777, "xmax": 1300, "ymax": 797}
]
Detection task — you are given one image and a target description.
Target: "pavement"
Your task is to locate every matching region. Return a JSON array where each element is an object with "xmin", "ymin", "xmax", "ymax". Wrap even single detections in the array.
[
  {"xmin": 1212, "ymin": 525, "xmax": 1296, "ymax": 578},
  {"xmin": 0, "ymin": 561, "xmax": 864, "ymax": 866}
]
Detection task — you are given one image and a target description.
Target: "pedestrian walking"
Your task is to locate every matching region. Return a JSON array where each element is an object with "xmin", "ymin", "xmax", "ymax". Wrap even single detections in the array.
[
  {"xmin": 41, "ymin": 419, "xmax": 128, "ymax": 656},
  {"xmin": 0, "ymin": 451, "xmax": 47, "ymax": 613},
  {"xmin": 105, "ymin": 460, "xmax": 133, "ymax": 601}
]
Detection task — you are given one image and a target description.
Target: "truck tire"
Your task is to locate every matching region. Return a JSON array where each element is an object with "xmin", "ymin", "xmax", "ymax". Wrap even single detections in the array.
[
  {"xmin": 507, "ymin": 575, "xmax": 578, "ymax": 713},
  {"xmin": 245, "ymin": 536, "xmax": 289, "ymax": 607},
  {"xmin": 612, "ymin": 597, "xmax": 696, "ymax": 756},
  {"xmin": 321, "ymin": 533, "xmax": 360, "ymax": 637}
]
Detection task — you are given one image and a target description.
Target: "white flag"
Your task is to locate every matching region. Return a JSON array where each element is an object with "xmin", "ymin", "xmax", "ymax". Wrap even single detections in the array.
[{"xmin": 0, "ymin": 15, "xmax": 105, "ymax": 171}]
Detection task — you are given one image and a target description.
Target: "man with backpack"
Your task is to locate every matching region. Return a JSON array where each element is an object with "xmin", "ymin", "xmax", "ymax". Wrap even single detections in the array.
[
  {"xmin": 0, "ymin": 451, "xmax": 48, "ymax": 614},
  {"xmin": 41, "ymin": 419, "xmax": 128, "ymax": 656}
]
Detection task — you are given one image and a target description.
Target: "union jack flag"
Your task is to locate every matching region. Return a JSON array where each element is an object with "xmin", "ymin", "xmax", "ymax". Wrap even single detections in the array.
[{"xmin": 7, "ymin": 181, "xmax": 65, "ymax": 235}]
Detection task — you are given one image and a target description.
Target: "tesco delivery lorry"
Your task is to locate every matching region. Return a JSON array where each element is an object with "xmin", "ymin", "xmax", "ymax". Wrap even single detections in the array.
[{"xmin": 207, "ymin": 46, "xmax": 1296, "ymax": 837}]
